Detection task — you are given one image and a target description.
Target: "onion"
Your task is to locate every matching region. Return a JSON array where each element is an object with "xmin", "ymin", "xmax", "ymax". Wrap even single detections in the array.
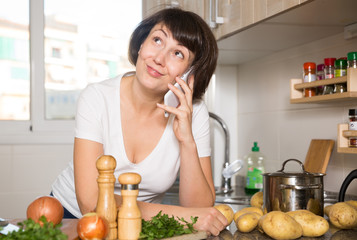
[
  {"xmin": 26, "ymin": 196, "xmax": 64, "ymax": 226},
  {"xmin": 77, "ymin": 212, "xmax": 109, "ymax": 240}
]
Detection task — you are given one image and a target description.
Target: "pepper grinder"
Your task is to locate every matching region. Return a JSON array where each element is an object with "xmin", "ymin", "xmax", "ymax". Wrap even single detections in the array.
[
  {"xmin": 96, "ymin": 155, "xmax": 117, "ymax": 240},
  {"xmin": 118, "ymin": 172, "xmax": 142, "ymax": 240}
]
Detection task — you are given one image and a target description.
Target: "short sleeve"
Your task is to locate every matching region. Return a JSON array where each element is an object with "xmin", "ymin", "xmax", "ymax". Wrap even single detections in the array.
[
  {"xmin": 75, "ymin": 84, "xmax": 104, "ymax": 143},
  {"xmin": 192, "ymin": 100, "xmax": 211, "ymax": 157}
]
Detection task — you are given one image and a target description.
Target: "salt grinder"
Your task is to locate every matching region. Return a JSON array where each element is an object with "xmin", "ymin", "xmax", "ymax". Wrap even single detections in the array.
[
  {"xmin": 118, "ymin": 172, "xmax": 142, "ymax": 240},
  {"xmin": 96, "ymin": 155, "xmax": 117, "ymax": 240}
]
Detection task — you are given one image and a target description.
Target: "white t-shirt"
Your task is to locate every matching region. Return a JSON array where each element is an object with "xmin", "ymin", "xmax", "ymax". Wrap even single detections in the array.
[{"xmin": 51, "ymin": 73, "xmax": 211, "ymax": 218}]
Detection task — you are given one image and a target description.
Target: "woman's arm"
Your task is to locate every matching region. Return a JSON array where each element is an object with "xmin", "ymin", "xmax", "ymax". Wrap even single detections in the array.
[
  {"xmin": 74, "ymin": 137, "xmax": 104, "ymax": 214},
  {"xmin": 179, "ymin": 144, "xmax": 215, "ymax": 207}
]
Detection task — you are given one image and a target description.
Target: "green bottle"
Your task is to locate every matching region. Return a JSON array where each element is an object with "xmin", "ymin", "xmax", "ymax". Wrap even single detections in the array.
[{"xmin": 245, "ymin": 142, "xmax": 265, "ymax": 194}]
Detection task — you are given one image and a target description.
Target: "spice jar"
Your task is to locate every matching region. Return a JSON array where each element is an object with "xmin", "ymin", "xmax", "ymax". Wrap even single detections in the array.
[
  {"xmin": 303, "ymin": 62, "xmax": 316, "ymax": 97},
  {"xmin": 349, "ymin": 109, "xmax": 357, "ymax": 148},
  {"xmin": 323, "ymin": 58, "xmax": 336, "ymax": 95},
  {"xmin": 347, "ymin": 52, "xmax": 357, "ymax": 68},
  {"xmin": 316, "ymin": 64, "xmax": 325, "ymax": 95},
  {"xmin": 334, "ymin": 59, "xmax": 347, "ymax": 93}
]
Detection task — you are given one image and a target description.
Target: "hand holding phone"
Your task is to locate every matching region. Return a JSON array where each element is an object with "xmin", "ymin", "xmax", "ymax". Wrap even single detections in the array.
[{"xmin": 163, "ymin": 68, "xmax": 192, "ymax": 117}]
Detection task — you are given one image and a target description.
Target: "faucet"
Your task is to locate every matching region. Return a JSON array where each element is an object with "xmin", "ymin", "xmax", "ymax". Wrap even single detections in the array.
[{"xmin": 209, "ymin": 112, "xmax": 233, "ymax": 194}]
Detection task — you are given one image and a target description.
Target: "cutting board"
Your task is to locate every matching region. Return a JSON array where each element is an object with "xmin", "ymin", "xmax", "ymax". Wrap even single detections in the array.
[
  {"xmin": 304, "ymin": 139, "xmax": 334, "ymax": 174},
  {"xmin": 162, "ymin": 231, "xmax": 207, "ymax": 240}
]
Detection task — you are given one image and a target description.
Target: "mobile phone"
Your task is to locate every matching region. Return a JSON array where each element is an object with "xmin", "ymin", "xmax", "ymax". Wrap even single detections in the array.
[{"xmin": 163, "ymin": 68, "xmax": 192, "ymax": 117}]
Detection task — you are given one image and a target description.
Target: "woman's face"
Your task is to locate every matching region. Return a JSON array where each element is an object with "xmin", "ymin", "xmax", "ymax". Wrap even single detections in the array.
[{"xmin": 135, "ymin": 23, "xmax": 194, "ymax": 95}]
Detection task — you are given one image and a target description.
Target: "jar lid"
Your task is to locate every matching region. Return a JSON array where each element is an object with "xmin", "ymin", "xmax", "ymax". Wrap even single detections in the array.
[
  {"xmin": 335, "ymin": 59, "xmax": 347, "ymax": 68},
  {"xmin": 324, "ymin": 58, "xmax": 336, "ymax": 66},
  {"xmin": 303, "ymin": 62, "xmax": 316, "ymax": 69},
  {"xmin": 347, "ymin": 52, "xmax": 357, "ymax": 61},
  {"xmin": 349, "ymin": 109, "xmax": 357, "ymax": 115},
  {"xmin": 317, "ymin": 64, "xmax": 325, "ymax": 71}
]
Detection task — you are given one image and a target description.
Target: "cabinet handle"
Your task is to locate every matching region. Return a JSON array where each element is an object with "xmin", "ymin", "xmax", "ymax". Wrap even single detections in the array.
[
  {"xmin": 209, "ymin": 0, "xmax": 224, "ymax": 28},
  {"xmin": 215, "ymin": 0, "xmax": 224, "ymax": 24}
]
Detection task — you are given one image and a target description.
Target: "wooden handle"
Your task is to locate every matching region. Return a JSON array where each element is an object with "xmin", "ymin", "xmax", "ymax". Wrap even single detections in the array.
[
  {"xmin": 118, "ymin": 172, "xmax": 141, "ymax": 185},
  {"xmin": 96, "ymin": 155, "xmax": 116, "ymax": 171}
]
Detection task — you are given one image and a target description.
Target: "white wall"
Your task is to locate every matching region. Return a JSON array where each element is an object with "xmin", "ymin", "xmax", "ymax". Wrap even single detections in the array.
[{"xmin": 215, "ymin": 32, "xmax": 357, "ymax": 195}]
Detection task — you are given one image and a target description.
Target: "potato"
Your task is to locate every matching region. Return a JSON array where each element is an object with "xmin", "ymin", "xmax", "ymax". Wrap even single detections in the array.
[
  {"xmin": 259, "ymin": 211, "xmax": 302, "ymax": 240},
  {"xmin": 328, "ymin": 202, "xmax": 357, "ymax": 229},
  {"xmin": 214, "ymin": 204, "xmax": 234, "ymax": 225},
  {"xmin": 235, "ymin": 212, "xmax": 260, "ymax": 233},
  {"xmin": 233, "ymin": 207, "xmax": 263, "ymax": 222},
  {"xmin": 346, "ymin": 200, "xmax": 357, "ymax": 209},
  {"xmin": 250, "ymin": 191, "xmax": 263, "ymax": 209},
  {"xmin": 324, "ymin": 204, "xmax": 333, "ymax": 217},
  {"xmin": 287, "ymin": 210, "xmax": 329, "ymax": 237}
]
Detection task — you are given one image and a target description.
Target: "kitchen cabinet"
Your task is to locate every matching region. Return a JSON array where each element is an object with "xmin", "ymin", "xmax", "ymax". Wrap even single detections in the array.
[
  {"xmin": 142, "ymin": 0, "xmax": 207, "ymax": 20},
  {"xmin": 213, "ymin": 0, "xmax": 306, "ymax": 40},
  {"xmin": 217, "ymin": 0, "xmax": 357, "ymax": 64}
]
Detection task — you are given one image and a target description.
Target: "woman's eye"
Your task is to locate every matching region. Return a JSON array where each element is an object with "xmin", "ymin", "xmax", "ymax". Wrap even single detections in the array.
[
  {"xmin": 153, "ymin": 37, "xmax": 161, "ymax": 45},
  {"xmin": 175, "ymin": 51, "xmax": 184, "ymax": 59}
]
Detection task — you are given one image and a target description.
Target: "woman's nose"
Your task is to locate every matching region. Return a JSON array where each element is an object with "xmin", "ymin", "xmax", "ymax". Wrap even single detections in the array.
[{"xmin": 153, "ymin": 51, "xmax": 166, "ymax": 66}]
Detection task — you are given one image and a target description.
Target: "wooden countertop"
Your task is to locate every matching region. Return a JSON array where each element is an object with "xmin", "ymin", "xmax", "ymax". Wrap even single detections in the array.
[{"xmin": 8, "ymin": 218, "xmax": 357, "ymax": 240}]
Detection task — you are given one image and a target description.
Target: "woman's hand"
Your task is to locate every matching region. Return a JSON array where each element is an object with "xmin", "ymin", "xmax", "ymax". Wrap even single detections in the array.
[
  {"xmin": 139, "ymin": 201, "xmax": 229, "ymax": 237},
  {"xmin": 189, "ymin": 207, "xmax": 229, "ymax": 236},
  {"xmin": 157, "ymin": 75, "xmax": 195, "ymax": 143}
]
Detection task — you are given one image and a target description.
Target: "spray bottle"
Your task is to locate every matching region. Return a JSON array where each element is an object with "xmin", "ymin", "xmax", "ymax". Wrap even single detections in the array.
[{"xmin": 245, "ymin": 142, "xmax": 265, "ymax": 194}]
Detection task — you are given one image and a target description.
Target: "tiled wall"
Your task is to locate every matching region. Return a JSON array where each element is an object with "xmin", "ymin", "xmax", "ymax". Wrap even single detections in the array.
[{"xmin": 0, "ymin": 144, "xmax": 73, "ymax": 218}]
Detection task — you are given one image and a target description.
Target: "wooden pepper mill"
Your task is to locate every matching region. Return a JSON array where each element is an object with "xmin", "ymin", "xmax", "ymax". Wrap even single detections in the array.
[
  {"xmin": 118, "ymin": 172, "xmax": 142, "ymax": 240},
  {"xmin": 96, "ymin": 155, "xmax": 118, "ymax": 240}
]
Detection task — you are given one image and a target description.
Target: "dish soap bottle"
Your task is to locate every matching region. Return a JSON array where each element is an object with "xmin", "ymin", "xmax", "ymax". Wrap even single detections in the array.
[{"xmin": 245, "ymin": 142, "xmax": 265, "ymax": 194}]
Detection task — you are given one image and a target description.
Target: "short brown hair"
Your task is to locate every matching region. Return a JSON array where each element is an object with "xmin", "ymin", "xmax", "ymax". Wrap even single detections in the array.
[{"xmin": 128, "ymin": 8, "xmax": 218, "ymax": 100}]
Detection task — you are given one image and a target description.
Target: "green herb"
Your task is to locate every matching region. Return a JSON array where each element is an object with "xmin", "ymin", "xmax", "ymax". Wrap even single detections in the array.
[
  {"xmin": 0, "ymin": 216, "xmax": 67, "ymax": 240},
  {"xmin": 140, "ymin": 211, "xmax": 198, "ymax": 240}
]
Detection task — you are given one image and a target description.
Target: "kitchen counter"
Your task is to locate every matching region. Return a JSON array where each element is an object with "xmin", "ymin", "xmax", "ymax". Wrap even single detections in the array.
[{"xmin": 7, "ymin": 218, "xmax": 357, "ymax": 240}]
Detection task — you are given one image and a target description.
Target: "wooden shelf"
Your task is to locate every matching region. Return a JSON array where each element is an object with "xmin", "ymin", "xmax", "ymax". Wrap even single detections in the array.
[
  {"xmin": 290, "ymin": 68, "xmax": 357, "ymax": 103},
  {"xmin": 337, "ymin": 123, "xmax": 357, "ymax": 154}
]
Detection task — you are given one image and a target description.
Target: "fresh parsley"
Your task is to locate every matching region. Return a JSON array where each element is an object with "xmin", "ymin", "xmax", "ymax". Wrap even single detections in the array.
[
  {"xmin": 0, "ymin": 216, "xmax": 67, "ymax": 240},
  {"xmin": 140, "ymin": 211, "xmax": 198, "ymax": 240}
]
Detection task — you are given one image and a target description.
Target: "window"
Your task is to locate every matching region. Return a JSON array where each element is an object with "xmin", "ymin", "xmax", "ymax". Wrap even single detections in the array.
[
  {"xmin": 0, "ymin": 0, "xmax": 142, "ymax": 143},
  {"xmin": 0, "ymin": 0, "xmax": 30, "ymax": 121}
]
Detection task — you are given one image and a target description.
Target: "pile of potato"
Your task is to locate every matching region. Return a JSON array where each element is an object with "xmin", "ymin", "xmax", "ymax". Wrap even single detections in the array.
[{"xmin": 216, "ymin": 192, "xmax": 357, "ymax": 239}]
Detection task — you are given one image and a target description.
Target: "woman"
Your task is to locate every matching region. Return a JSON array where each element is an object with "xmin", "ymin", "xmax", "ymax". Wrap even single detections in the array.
[{"xmin": 51, "ymin": 7, "xmax": 228, "ymax": 235}]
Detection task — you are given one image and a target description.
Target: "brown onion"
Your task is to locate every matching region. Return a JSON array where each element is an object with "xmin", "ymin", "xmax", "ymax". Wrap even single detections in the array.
[
  {"xmin": 77, "ymin": 212, "xmax": 109, "ymax": 240},
  {"xmin": 26, "ymin": 196, "xmax": 64, "ymax": 226}
]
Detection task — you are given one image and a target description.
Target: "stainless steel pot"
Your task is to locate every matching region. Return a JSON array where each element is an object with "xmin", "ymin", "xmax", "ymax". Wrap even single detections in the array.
[{"xmin": 262, "ymin": 159, "xmax": 325, "ymax": 216}]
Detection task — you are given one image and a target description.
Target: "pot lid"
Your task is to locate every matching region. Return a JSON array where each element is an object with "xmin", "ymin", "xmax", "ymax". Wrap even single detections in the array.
[{"xmin": 262, "ymin": 159, "xmax": 325, "ymax": 177}]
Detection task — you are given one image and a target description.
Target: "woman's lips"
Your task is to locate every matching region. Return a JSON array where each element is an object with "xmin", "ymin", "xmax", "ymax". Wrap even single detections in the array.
[{"xmin": 147, "ymin": 65, "xmax": 163, "ymax": 78}]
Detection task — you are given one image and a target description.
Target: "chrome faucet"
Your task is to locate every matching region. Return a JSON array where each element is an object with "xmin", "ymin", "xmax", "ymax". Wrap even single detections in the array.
[{"xmin": 209, "ymin": 112, "xmax": 233, "ymax": 194}]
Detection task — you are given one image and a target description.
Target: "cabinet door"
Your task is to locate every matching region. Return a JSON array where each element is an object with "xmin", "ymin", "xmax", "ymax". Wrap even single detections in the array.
[
  {"xmin": 213, "ymin": 0, "xmax": 304, "ymax": 40},
  {"xmin": 142, "ymin": 0, "xmax": 208, "ymax": 21},
  {"xmin": 213, "ymin": 0, "xmax": 253, "ymax": 40}
]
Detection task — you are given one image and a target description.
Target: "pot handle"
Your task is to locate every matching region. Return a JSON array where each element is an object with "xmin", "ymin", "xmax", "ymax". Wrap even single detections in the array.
[
  {"xmin": 280, "ymin": 183, "xmax": 322, "ymax": 190},
  {"xmin": 338, "ymin": 169, "xmax": 357, "ymax": 202},
  {"xmin": 278, "ymin": 159, "xmax": 306, "ymax": 173}
]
